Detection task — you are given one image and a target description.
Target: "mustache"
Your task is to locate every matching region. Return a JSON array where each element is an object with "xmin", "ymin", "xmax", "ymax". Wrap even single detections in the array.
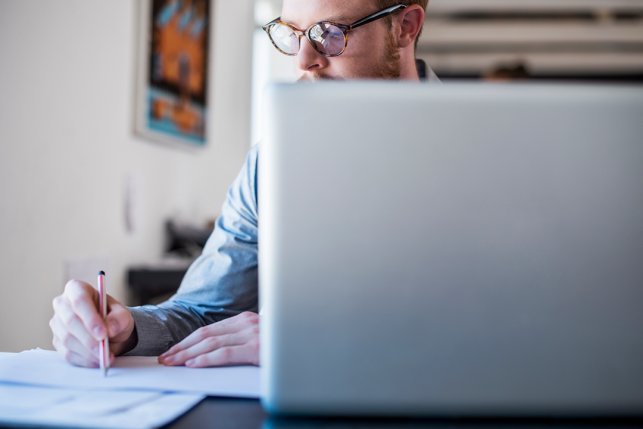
[{"xmin": 297, "ymin": 72, "xmax": 340, "ymax": 82}]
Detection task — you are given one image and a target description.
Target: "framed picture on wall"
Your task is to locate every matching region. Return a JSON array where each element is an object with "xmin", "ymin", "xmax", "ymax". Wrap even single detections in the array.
[{"xmin": 135, "ymin": 0, "xmax": 210, "ymax": 147}]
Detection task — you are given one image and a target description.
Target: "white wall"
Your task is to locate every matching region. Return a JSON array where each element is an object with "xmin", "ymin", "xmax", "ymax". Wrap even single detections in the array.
[
  {"xmin": 251, "ymin": 0, "xmax": 296, "ymax": 145},
  {"xmin": 0, "ymin": 0, "xmax": 255, "ymax": 352}
]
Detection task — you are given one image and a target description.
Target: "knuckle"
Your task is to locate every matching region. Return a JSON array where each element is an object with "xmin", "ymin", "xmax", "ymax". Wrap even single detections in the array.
[
  {"xmin": 250, "ymin": 338, "xmax": 260, "ymax": 353},
  {"xmin": 221, "ymin": 347, "xmax": 232, "ymax": 360},
  {"xmin": 65, "ymin": 279, "xmax": 82, "ymax": 293},
  {"xmin": 61, "ymin": 334, "xmax": 74, "ymax": 349},
  {"xmin": 49, "ymin": 318, "xmax": 61, "ymax": 334},
  {"xmin": 69, "ymin": 294, "xmax": 86, "ymax": 309},
  {"xmin": 52, "ymin": 295, "xmax": 62, "ymax": 309},
  {"xmin": 238, "ymin": 312, "xmax": 258, "ymax": 324},
  {"xmin": 205, "ymin": 336, "xmax": 220, "ymax": 348},
  {"xmin": 60, "ymin": 310, "xmax": 76, "ymax": 326}
]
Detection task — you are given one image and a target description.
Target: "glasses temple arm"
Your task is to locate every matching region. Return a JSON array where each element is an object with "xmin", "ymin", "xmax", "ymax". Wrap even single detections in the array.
[{"xmin": 349, "ymin": 4, "xmax": 407, "ymax": 30}]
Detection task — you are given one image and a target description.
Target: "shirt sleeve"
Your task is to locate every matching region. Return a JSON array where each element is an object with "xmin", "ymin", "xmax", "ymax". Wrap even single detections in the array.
[{"xmin": 124, "ymin": 145, "xmax": 260, "ymax": 356}]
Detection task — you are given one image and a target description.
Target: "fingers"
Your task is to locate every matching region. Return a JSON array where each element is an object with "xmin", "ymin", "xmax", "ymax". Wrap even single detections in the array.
[
  {"xmin": 159, "ymin": 312, "xmax": 260, "ymax": 367},
  {"xmin": 162, "ymin": 330, "xmax": 253, "ymax": 366},
  {"xmin": 186, "ymin": 341, "xmax": 261, "ymax": 367},
  {"xmin": 160, "ymin": 312, "xmax": 258, "ymax": 361},
  {"xmin": 51, "ymin": 318, "xmax": 99, "ymax": 368},
  {"xmin": 161, "ymin": 315, "xmax": 251, "ymax": 359},
  {"xmin": 55, "ymin": 345, "xmax": 98, "ymax": 368},
  {"xmin": 50, "ymin": 300, "xmax": 100, "ymax": 358},
  {"xmin": 158, "ymin": 326, "xmax": 218, "ymax": 361},
  {"xmin": 64, "ymin": 280, "xmax": 106, "ymax": 341},
  {"xmin": 51, "ymin": 279, "xmax": 132, "ymax": 367}
]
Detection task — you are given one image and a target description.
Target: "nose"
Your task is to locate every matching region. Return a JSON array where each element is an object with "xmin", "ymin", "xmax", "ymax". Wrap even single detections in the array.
[{"xmin": 294, "ymin": 36, "xmax": 329, "ymax": 75}]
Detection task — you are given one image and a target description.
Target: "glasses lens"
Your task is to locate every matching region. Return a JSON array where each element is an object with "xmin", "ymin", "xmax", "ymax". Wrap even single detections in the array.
[
  {"xmin": 309, "ymin": 23, "xmax": 345, "ymax": 55},
  {"xmin": 270, "ymin": 23, "xmax": 299, "ymax": 55}
]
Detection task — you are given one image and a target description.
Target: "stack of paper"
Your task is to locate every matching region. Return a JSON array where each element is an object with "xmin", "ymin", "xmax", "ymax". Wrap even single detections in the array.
[
  {"xmin": 0, "ymin": 349, "xmax": 261, "ymax": 429},
  {"xmin": 0, "ymin": 383, "xmax": 204, "ymax": 429}
]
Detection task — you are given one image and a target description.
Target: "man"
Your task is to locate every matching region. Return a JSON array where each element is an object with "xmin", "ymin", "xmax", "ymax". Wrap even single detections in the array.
[{"xmin": 49, "ymin": 0, "xmax": 437, "ymax": 368}]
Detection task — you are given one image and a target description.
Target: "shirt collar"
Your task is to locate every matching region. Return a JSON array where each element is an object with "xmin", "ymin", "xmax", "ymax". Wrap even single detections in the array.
[{"xmin": 416, "ymin": 58, "xmax": 427, "ymax": 80}]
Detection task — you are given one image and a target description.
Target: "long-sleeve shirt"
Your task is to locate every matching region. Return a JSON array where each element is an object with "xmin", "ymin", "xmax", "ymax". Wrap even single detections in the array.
[
  {"xmin": 125, "ymin": 64, "xmax": 440, "ymax": 356},
  {"xmin": 126, "ymin": 144, "xmax": 260, "ymax": 356}
]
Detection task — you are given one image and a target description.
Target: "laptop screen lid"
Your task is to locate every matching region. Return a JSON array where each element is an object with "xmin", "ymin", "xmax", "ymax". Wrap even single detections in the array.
[{"xmin": 259, "ymin": 83, "xmax": 643, "ymax": 416}]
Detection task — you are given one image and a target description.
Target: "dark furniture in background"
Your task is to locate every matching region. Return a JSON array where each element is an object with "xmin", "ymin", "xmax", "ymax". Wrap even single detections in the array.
[
  {"xmin": 127, "ymin": 262, "xmax": 190, "ymax": 306},
  {"xmin": 127, "ymin": 219, "xmax": 214, "ymax": 305}
]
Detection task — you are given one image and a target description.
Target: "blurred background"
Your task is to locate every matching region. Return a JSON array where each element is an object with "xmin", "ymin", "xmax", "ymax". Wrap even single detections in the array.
[{"xmin": 0, "ymin": 0, "xmax": 642, "ymax": 352}]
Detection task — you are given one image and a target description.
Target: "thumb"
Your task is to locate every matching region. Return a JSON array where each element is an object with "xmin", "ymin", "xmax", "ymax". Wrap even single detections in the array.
[{"xmin": 105, "ymin": 295, "xmax": 134, "ymax": 343}]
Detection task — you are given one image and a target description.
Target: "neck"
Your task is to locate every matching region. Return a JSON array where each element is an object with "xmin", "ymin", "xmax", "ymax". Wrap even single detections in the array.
[{"xmin": 398, "ymin": 46, "xmax": 419, "ymax": 80}]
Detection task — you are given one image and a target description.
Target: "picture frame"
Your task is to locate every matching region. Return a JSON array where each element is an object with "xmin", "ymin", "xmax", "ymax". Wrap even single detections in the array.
[{"xmin": 135, "ymin": 0, "xmax": 210, "ymax": 147}]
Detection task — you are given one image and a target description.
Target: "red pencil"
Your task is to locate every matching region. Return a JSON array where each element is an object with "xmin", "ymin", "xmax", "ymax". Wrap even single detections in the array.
[{"xmin": 98, "ymin": 271, "xmax": 109, "ymax": 377}]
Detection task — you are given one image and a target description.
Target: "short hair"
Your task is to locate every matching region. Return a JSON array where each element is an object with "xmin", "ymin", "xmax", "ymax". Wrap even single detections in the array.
[{"xmin": 373, "ymin": 0, "xmax": 429, "ymax": 50}]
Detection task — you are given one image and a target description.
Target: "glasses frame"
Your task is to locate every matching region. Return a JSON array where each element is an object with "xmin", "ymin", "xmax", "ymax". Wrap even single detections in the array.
[{"xmin": 262, "ymin": 4, "xmax": 407, "ymax": 57}]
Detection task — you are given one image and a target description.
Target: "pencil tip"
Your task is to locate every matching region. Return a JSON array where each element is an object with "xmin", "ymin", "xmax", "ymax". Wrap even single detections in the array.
[{"xmin": 98, "ymin": 270, "xmax": 106, "ymax": 276}]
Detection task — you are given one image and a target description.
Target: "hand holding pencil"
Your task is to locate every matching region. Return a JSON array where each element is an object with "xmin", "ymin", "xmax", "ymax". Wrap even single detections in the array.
[{"xmin": 50, "ymin": 275, "xmax": 137, "ymax": 369}]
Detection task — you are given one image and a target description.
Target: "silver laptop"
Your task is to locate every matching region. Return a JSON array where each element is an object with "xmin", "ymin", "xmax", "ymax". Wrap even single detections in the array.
[{"xmin": 258, "ymin": 82, "xmax": 643, "ymax": 416}]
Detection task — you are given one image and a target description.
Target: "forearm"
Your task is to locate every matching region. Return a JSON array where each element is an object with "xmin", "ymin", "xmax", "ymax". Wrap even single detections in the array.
[{"xmin": 122, "ymin": 301, "xmax": 214, "ymax": 356}]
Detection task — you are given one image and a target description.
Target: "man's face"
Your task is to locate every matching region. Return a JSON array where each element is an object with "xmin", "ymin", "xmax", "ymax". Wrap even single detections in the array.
[{"xmin": 281, "ymin": 0, "xmax": 401, "ymax": 81}]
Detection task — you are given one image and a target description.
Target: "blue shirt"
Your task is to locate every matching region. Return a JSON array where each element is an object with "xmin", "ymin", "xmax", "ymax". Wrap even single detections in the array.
[
  {"xmin": 126, "ymin": 69, "xmax": 440, "ymax": 356},
  {"xmin": 127, "ymin": 144, "xmax": 260, "ymax": 356}
]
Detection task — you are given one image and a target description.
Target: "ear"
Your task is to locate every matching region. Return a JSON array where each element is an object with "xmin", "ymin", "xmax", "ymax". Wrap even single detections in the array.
[{"xmin": 395, "ymin": 5, "xmax": 425, "ymax": 49}]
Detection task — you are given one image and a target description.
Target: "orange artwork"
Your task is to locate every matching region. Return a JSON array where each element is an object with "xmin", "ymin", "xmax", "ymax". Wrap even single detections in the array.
[{"xmin": 140, "ymin": 0, "xmax": 209, "ymax": 145}]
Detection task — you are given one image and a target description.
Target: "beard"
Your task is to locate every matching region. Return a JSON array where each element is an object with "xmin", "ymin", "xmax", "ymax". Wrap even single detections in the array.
[
  {"xmin": 297, "ymin": 27, "xmax": 401, "ymax": 82},
  {"xmin": 378, "ymin": 25, "xmax": 402, "ymax": 79}
]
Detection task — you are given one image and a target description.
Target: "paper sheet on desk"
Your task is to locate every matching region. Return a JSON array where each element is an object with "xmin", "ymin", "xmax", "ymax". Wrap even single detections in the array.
[
  {"xmin": 0, "ymin": 349, "xmax": 261, "ymax": 398},
  {"xmin": 0, "ymin": 382, "xmax": 205, "ymax": 429}
]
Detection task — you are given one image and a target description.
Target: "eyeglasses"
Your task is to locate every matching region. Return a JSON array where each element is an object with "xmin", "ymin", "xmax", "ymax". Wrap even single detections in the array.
[{"xmin": 262, "ymin": 5, "xmax": 407, "ymax": 57}]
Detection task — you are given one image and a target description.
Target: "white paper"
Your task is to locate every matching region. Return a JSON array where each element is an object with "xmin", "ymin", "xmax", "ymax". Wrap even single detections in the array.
[
  {"xmin": 0, "ymin": 382, "xmax": 204, "ymax": 429},
  {"xmin": 0, "ymin": 349, "xmax": 261, "ymax": 398},
  {"xmin": 0, "ymin": 383, "xmax": 76, "ymax": 410}
]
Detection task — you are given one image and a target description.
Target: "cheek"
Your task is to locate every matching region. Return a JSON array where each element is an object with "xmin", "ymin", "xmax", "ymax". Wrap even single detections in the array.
[
  {"xmin": 341, "ymin": 26, "xmax": 387, "ymax": 67},
  {"xmin": 345, "ymin": 28, "xmax": 374, "ymax": 57}
]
